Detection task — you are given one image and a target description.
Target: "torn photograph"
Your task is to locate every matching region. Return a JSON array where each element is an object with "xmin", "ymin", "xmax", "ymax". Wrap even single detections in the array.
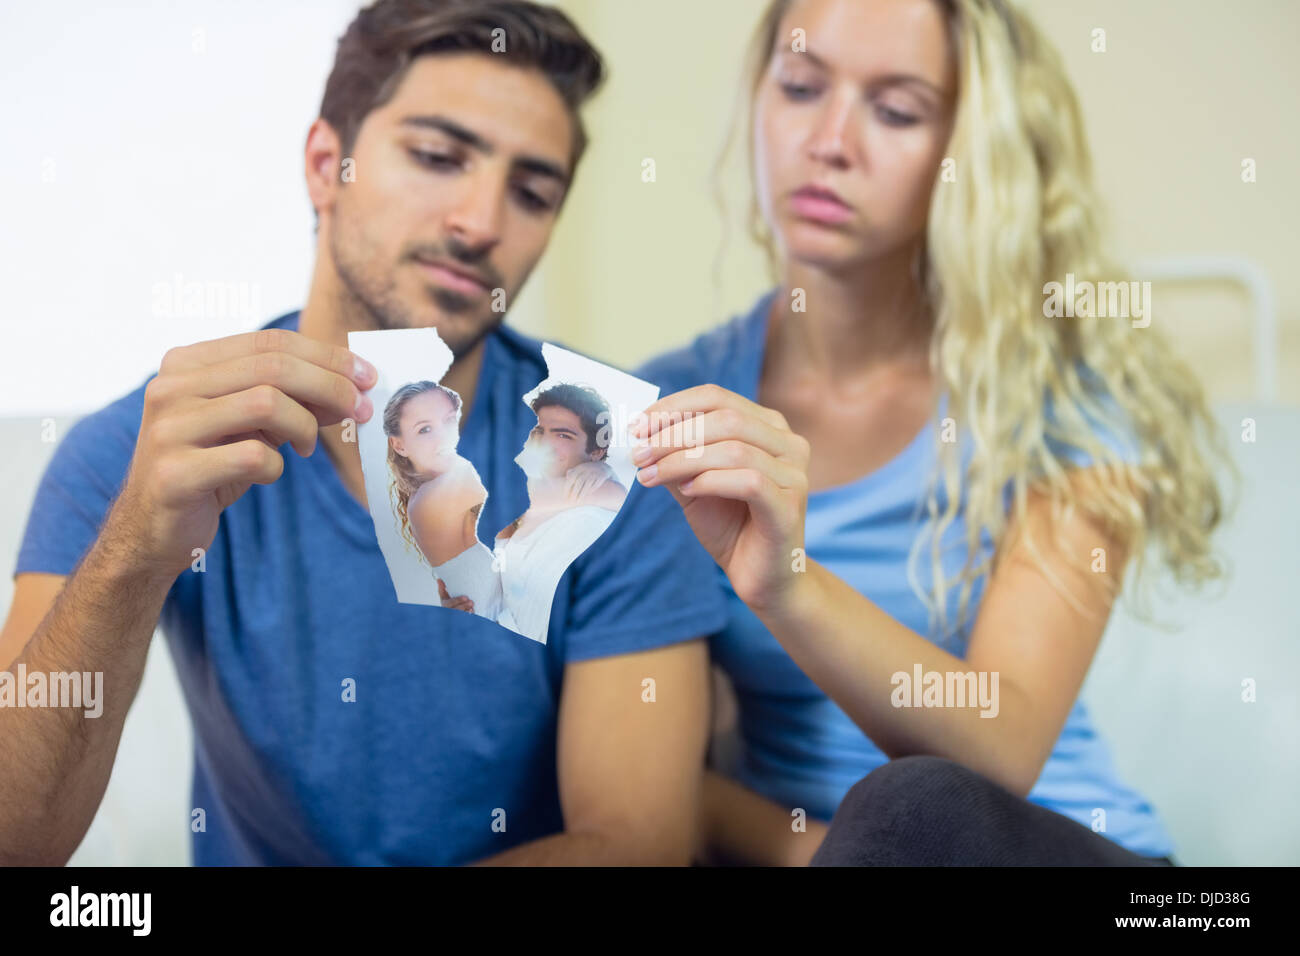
[{"xmin": 348, "ymin": 328, "xmax": 658, "ymax": 645}]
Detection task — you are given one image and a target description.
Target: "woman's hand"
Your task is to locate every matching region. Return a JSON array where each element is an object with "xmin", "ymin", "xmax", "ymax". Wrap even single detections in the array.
[{"xmin": 630, "ymin": 384, "xmax": 811, "ymax": 614}]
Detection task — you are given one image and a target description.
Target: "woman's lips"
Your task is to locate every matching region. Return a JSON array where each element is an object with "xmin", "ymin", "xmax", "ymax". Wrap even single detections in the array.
[{"xmin": 789, "ymin": 186, "xmax": 854, "ymax": 225}]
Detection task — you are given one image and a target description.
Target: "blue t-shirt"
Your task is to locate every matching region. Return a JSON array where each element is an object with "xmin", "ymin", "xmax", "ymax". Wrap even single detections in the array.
[
  {"xmin": 635, "ymin": 287, "xmax": 1175, "ymax": 858},
  {"xmin": 14, "ymin": 310, "xmax": 728, "ymax": 865}
]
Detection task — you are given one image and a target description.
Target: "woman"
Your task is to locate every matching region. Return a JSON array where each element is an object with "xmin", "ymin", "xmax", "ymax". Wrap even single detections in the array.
[
  {"xmin": 633, "ymin": 0, "xmax": 1235, "ymax": 865},
  {"xmin": 384, "ymin": 380, "xmax": 502, "ymax": 620}
]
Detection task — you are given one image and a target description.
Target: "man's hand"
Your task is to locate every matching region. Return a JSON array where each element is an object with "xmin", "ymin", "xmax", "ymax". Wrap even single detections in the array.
[
  {"xmin": 116, "ymin": 328, "xmax": 377, "ymax": 581},
  {"xmin": 437, "ymin": 578, "xmax": 475, "ymax": 613}
]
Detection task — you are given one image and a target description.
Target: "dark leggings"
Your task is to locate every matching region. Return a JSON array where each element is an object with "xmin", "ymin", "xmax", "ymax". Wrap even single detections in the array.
[{"xmin": 810, "ymin": 755, "xmax": 1177, "ymax": 866}]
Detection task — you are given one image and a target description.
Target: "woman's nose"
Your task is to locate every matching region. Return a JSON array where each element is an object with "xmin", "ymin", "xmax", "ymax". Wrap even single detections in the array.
[{"xmin": 807, "ymin": 90, "xmax": 857, "ymax": 169}]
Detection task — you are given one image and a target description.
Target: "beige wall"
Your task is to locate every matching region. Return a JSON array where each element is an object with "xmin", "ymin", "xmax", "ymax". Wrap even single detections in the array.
[{"xmin": 525, "ymin": 0, "xmax": 1298, "ymax": 403}]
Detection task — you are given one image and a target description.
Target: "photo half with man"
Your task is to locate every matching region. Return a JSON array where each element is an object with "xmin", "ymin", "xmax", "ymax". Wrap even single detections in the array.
[{"xmin": 349, "ymin": 327, "xmax": 658, "ymax": 644}]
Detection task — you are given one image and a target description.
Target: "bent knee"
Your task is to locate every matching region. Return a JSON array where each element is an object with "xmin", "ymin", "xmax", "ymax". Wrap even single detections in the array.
[{"xmin": 838, "ymin": 755, "xmax": 992, "ymax": 822}]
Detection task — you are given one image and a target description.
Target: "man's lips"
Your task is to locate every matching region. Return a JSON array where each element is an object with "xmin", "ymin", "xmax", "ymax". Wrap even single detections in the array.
[
  {"xmin": 415, "ymin": 257, "xmax": 492, "ymax": 295},
  {"xmin": 789, "ymin": 184, "xmax": 854, "ymax": 225}
]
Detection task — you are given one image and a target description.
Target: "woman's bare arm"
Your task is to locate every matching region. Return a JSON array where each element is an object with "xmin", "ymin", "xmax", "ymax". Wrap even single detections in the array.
[
  {"xmin": 754, "ymin": 471, "xmax": 1133, "ymax": 797},
  {"xmin": 634, "ymin": 385, "xmax": 1141, "ymax": 798}
]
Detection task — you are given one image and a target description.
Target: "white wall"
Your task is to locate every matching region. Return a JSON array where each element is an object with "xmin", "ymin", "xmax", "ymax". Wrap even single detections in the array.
[{"xmin": 1, "ymin": 0, "xmax": 366, "ymax": 416}]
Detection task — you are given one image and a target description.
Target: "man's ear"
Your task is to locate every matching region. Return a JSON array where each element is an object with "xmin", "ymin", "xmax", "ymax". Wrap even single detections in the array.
[
  {"xmin": 590, "ymin": 446, "xmax": 607, "ymax": 462},
  {"xmin": 305, "ymin": 117, "xmax": 344, "ymax": 225}
]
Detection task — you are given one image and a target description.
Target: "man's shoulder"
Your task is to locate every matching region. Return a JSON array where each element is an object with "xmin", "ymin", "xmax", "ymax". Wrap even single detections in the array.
[
  {"xmin": 60, "ymin": 374, "xmax": 152, "ymax": 461},
  {"xmin": 14, "ymin": 375, "xmax": 156, "ymax": 578}
]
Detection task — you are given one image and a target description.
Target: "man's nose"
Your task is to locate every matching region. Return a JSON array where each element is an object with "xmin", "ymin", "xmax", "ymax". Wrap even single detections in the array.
[{"xmin": 444, "ymin": 171, "xmax": 507, "ymax": 251}]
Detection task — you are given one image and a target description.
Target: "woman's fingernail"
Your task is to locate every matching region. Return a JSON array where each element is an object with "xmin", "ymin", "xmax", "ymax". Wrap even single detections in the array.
[
  {"xmin": 638, "ymin": 464, "xmax": 658, "ymax": 484},
  {"xmin": 631, "ymin": 443, "xmax": 653, "ymax": 464}
]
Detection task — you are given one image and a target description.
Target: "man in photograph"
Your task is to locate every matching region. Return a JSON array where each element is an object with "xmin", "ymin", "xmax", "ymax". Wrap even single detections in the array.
[{"xmin": 440, "ymin": 383, "xmax": 629, "ymax": 642}]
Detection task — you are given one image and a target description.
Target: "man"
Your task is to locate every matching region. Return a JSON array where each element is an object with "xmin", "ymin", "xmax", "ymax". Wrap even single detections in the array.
[
  {"xmin": 504, "ymin": 384, "xmax": 629, "ymax": 535},
  {"xmin": 0, "ymin": 0, "xmax": 724, "ymax": 865},
  {"xmin": 444, "ymin": 383, "xmax": 630, "ymax": 642}
]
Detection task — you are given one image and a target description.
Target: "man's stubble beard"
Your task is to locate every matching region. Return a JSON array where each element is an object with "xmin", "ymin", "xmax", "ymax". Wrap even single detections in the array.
[{"xmin": 327, "ymin": 201, "xmax": 505, "ymax": 360}]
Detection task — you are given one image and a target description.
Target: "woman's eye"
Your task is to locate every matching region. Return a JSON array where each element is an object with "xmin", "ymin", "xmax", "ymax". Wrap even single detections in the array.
[
  {"xmin": 418, "ymin": 425, "xmax": 431, "ymax": 434},
  {"xmin": 780, "ymin": 81, "xmax": 820, "ymax": 101},
  {"xmin": 876, "ymin": 105, "xmax": 919, "ymax": 127},
  {"xmin": 410, "ymin": 149, "xmax": 459, "ymax": 170}
]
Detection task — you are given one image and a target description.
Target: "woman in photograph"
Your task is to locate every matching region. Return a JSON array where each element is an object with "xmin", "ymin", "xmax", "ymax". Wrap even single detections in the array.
[
  {"xmin": 634, "ymin": 0, "xmax": 1235, "ymax": 865},
  {"xmin": 384, "ymin": 380, "xmax": 502, "ymax": 621}
]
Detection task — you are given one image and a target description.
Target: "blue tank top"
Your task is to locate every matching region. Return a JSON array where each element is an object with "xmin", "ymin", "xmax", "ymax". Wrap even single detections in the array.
[{"xmin": 635, "ymin": 288, "xmax": 1175, "ymax": 858}]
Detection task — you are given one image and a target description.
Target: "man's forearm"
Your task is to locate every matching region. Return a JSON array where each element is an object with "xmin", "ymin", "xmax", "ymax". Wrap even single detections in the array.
[
  {"xmin": 470, "ymin": 827, "xmax": 691, "ymax": 866},
  {"xmin": 703, "ymin": 770, "xmax": 827, "ymax": 866},
  {"xmin": 0, "ymin": 509, "xmax": 175, "ymax": 865}
]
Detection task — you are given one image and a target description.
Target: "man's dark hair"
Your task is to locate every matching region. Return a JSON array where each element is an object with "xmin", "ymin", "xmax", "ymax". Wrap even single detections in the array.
[
  {"xmin": 319, "ymin": 0, "xmax": 605, "ymax": 175},
  {"xmin": 530, "ymin": 383, "xmax": 610, "ymax": 457}
]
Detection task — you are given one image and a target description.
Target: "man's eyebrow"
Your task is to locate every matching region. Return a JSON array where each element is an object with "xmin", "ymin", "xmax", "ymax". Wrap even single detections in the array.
[
  {"xmin": 399, "ymin": 114, "xmax": 570, "ymax": 186},
  {"xmin": 777, "ymin": 49, "xmax": 945, "ymax": 98},
  {"xmin": 545, "ymin": 425, "xmax": 580, "ymax": 436}
]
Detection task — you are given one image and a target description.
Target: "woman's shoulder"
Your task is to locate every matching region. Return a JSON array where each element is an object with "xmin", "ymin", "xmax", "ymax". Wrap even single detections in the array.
[
  {"xmin": 633, "ymin": 287, "xmax": 777, "ymax": 396},
  {"xmin": 410, "ymin": 459, "xmax": 483, "ymax": 508}
]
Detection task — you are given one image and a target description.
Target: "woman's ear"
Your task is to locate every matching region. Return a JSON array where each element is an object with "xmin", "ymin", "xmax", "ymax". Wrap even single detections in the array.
[{"xmin": 389, "ymin": 435, "xmax": 405, "ymax": 458}]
